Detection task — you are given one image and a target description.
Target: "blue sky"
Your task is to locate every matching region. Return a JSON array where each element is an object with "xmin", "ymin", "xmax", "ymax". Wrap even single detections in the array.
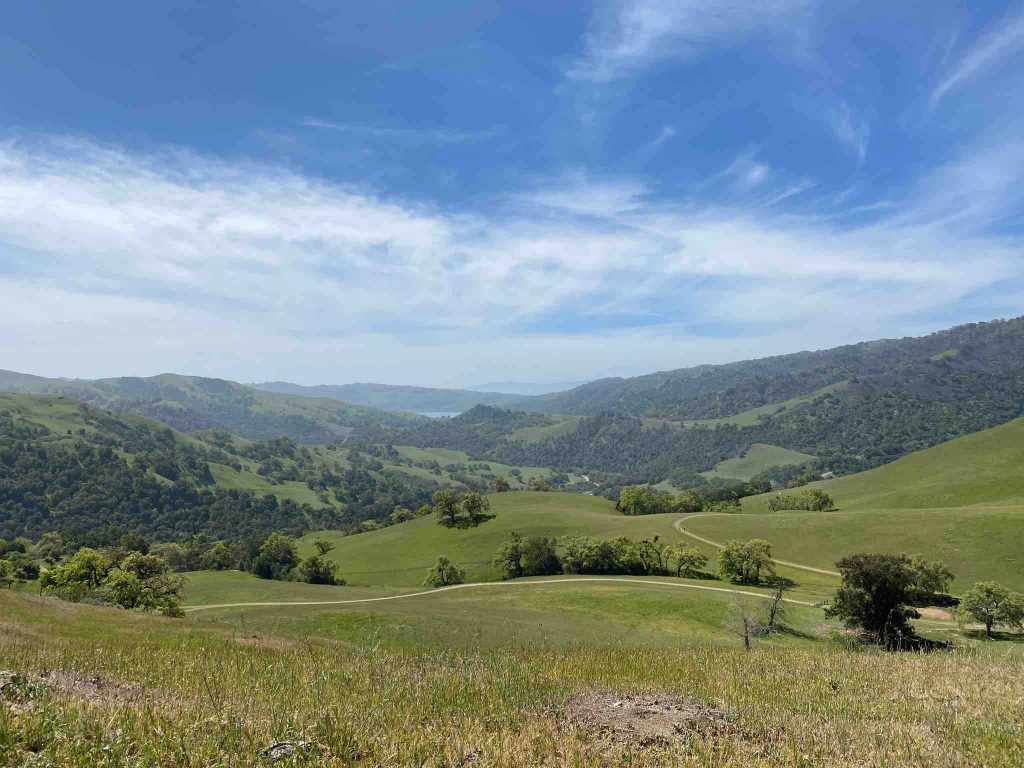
[{"xmin": 1, "ymin": 1, "xmax": 1023, "ymax": 387}]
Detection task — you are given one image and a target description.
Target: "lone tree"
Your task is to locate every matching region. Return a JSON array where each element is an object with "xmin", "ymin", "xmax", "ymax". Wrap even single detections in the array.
[
  {"xmin": 432, "ymin": 488, "xmax": 462, "ymax": 526},
  {"xmin": 423, "ymin": 556, "xmax": 465, "ymax": 588},
  {"xmin": 724, "ymin": 597, "xmax": 761, "ymax": 650},
  {"xmin": 461, "ymin": 492, "xmax": 491, "ymax": 524},
  {"xmin": 491, "ymin": 477, "xmax": 511, "ymax": 493},
  {"xmin": 959, "ymin": 581, "xmax": 1024, "ymax": 638},
  {"xmin": 313, "ymin": 538, "xmax": 335, "ymax": 556},
  {"xmin": 763, "ymin": 584, "xmax": 789, "ymax": 633},
  {"xmin": 825, "ymin": 553, "xmax": 919, "ymax": 649},
  {"xmin": 718, "ymin": 539, "xmax": 775, "ymax": 584}
]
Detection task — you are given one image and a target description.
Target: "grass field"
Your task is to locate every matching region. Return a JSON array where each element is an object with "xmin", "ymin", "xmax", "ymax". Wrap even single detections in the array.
[
  {"xmin": 4, "ymin": 588, "xmax": 1024, "ymax": 766},
  {"xmin": 300, "ymin": 492, "xmax": 684, "ymax": 586},
  {"xmin": 187, "ymin": 576, "xmax": 826, "ymax": 651},
  {"xmin": 683, "ymin": 381, "xmax": 849, "ymax": 427},
  {"xmin": 700, "ymin": 443, "xmax": 816, "ymax": 481},
  {"xmin": 679, "ymin": 418, "xmax": 1024, "ymax": 592}
]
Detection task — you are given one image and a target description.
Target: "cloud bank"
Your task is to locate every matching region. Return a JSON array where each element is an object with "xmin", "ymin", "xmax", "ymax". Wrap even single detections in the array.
[{"xmin": 0, "ymin": 133, "xmax": 1021, "ymax": 386}]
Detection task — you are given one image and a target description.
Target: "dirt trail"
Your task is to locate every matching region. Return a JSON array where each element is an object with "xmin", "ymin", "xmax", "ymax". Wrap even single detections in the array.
[
  {"xmin": 184, "ymin": 576, "xmax": 816, "ymax": 612},
  {"xmin": 673, "ymin": 515, "xmax": 841, "ymax": 578}
]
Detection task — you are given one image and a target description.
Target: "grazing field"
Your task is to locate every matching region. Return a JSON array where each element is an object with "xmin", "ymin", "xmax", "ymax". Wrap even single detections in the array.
[
  {"xmin": 185, "ymin": 573, "xmax": 825, "ymax": 650},
  {"xmin": 683, "ymin": 381, "xmax": 849, "ymax": 427},
  {"xmin": 700, "ymin": 443, "xmax": 815, "ymax": 481},
  {"xmin": 4, "ymin": 589, "xmax": 1024, "ymax": 767},
  {"xmin": 680, "ymin": 419, "xmax": 1024, "ymax": 592},
  {"xmin": 392, "ymin": 445, "xmax": 553, "ymax": 489},
  {"xmin": 743, "ymin": 417, "xmax": 1024, "ymax": 512},
  {"xmin": 684, "ymin": 506, "xmax": 1024, "ymax": 591},
  {"xmin": 300, "ymin": 492, "xmax": 685, "ymax": 586}
]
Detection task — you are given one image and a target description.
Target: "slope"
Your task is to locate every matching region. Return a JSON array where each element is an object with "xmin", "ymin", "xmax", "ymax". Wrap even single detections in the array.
[
  {"xmin": 0, "ymin": 369, "xmax": 423, "ymax": 443},
  {"xmin": 302, "ymin": 492, "xmax": 683, "ymax": 587},
  {"xmin": 682, "ymin": 419, "xmax": 1024, "ymax": 590},
  {"xmin": 0, "ymin": 393, "xmax": 438, "ymax": 541}
]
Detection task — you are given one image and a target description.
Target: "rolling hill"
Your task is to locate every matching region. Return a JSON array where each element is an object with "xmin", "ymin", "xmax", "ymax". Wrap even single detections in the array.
[
  {"xmin": 388, "ymin": 317, "xmax": 1024, "ymax": 484},
  {"xmin": 0, "ymin": 369, "xmax": 422, "ymax": 443},
  {"xmin": 251, "ymin": 380, "xmax": 531, "ymax": 414},
  {"xmin": 683, "ymin": 418, "xmax": 1024, "ymax": 590}
]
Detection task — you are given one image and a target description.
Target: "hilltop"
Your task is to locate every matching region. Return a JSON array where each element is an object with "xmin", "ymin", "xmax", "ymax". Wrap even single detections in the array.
[{"xmin": 251, "ymin": 380, "xmax": 529, "ymax": 414}]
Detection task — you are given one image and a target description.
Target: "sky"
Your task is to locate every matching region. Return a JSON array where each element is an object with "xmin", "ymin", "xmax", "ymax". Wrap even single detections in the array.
[{"xmin": 1, "ymin": 0, "xmax": 1023, "ymax": 388}]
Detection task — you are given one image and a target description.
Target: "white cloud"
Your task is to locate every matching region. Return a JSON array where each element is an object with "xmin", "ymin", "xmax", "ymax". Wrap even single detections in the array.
[
  {"xmin": 566, "ymin": 0, "xmax": 812, "ymax": 83},
  {"xmin": 0, "ymin": 136, "xmax": 1020, "ymax": 385},
  {"xmin": 832, "ymin": 102, "xmax": 869, "ymax": 162},
  {"xmin": 299, "ymin": 117, "xmax": 500, "ymax": 143},
  {"xmin": 931, "ymin": 13, "xmax": 1024, "ymax": 106}
]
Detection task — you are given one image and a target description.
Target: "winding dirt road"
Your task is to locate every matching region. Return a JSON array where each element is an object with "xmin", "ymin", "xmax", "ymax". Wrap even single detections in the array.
[
  {"xmin": 184, "ymin": 576, "xmax": 816, "ymax": 613},
  {"xmin": 673, "ymin": 515, "xmax": 841, "ymax": 577}
]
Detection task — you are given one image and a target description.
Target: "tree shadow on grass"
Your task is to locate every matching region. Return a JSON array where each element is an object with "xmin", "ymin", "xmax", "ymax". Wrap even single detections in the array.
[{"xmin": 438, "ymin": 513, "xmax": 496, "ymax": 530}]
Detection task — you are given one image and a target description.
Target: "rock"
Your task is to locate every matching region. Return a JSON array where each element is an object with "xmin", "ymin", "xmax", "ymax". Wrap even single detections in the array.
[{"xmin": 261, "ymin": 740, "xmax": 312, "ymax": 761}]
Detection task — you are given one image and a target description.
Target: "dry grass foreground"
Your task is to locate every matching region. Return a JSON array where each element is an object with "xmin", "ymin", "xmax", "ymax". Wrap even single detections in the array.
[{"xmin": 2, "ymin": 591, "xmax": 1023, "ymax": 767}]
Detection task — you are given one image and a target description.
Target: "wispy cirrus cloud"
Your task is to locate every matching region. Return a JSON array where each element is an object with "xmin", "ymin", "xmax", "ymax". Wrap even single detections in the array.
[
  {"xmin": 0, "ymin": 135, "xmax": 1020, "ymax": 384},
  {"xmin": 565, "ymin": 0, "xmax": 812, "ymax": 83},
  {"xmin": 931, "ymin": 12, "xmax": 1024, "ymax": 106},
  {"xmin": 300, "ymin": 116, "xmax": 501, "ymax": 143},
  {"xmin": 832, "ymin": 102, "xmax": 869, "ymax": 162}
]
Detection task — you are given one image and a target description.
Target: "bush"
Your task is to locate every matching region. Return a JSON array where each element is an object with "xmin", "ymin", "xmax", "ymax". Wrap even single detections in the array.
[
  {"xmin": 423, "ymin": 557, "xmax": 465, "ymax": 588},
  {"xmin": 767, "ymin": 489, "xmax": 835, "ymax": 512},
  {"xmin": 41, "ymin": 548, "xmax": 184, "ymax": 616},
  {"xmin": 298, "ymin": 555, "xmax": 341, "ymax": 585}
]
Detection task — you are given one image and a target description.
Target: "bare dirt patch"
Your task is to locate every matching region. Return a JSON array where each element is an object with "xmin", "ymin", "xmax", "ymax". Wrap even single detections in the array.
[
  {"xmin": 557, "ymin": 692, "xmax": 733, "ymax": 747},
  {"xmin": 3, "ymin": 669, "xmax": 169, "ymax": 711}
]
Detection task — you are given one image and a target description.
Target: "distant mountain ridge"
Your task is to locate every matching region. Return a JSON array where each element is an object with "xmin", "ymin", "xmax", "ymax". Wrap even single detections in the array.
[
  {"xmin": 0, "ymin": 370, "xmax": 423, "ymax": 443},
  {"xmin": 250, "ymin": 381, "xmax": 531, "ymax": 413},
  {"xmin": 466, "ymin": 381, "xmax": 588, "ymax": 396}
]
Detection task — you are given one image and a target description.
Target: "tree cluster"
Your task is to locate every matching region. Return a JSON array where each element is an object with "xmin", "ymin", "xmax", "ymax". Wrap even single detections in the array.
[
  {"xmin": 40, "ymin": 547, "xmax": 185, "ymax": 617},
  {"xmin": 491, "ymin": 532, "xmax": 708, "ymax": 580}
]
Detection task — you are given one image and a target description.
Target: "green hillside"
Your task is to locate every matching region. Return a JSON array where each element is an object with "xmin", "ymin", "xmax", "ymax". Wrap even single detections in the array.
[
  {"xmin": 683, "ymin": 419, "xmax": 1024, "ymax": 591},
  {"xmin": 251, "ymin": 380, "xmax": 529, "ymax": 413},
  {"xmin": 700, "ymin": 443, "xmax": 815, "ymax": 481},
  {"xmin": 0, "ymin": 369, "xmax": 423, "ymax": 443},
  {"xmin": 304, "ymin": 492, "xmax": 682, "ymax": 586}
]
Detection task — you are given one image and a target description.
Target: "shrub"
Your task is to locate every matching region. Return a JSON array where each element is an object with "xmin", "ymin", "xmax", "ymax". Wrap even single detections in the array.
[
  {"xmin": 423, "ymin": 557, "xmax": 465, "ymax": 588},
  {"xmin": 767, "ymin": 489, "xmax": 835, "ymax": 512}
]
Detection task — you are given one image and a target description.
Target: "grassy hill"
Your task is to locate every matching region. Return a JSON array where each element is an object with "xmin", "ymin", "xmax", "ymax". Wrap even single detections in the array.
[
  {"xmin": 700, "ymin": 443, "xmax": 815, "ymax": 481},
  {"xmin": 684, "ymin": 419, "xmax": 1024, "ymax": 590},
  {"xmin": 300, "ymin": 492, "xmax": 841, "ymax": 602},
  {"xmin": 301, "ymin": 492, "xmax": 681, "ymax": 586},
  {"xmin": 251, "ymin": 380, "xmax": 529, "ymax": 414},
  {"xmin": 0, "ymin": 368, "xmax": 423, "ymax": 443}
]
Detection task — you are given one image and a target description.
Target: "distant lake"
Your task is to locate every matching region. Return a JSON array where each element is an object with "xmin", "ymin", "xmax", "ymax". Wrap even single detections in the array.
[{"xmin": 417, "ymin": 411, "xmax": 462, "ymax": 419}]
